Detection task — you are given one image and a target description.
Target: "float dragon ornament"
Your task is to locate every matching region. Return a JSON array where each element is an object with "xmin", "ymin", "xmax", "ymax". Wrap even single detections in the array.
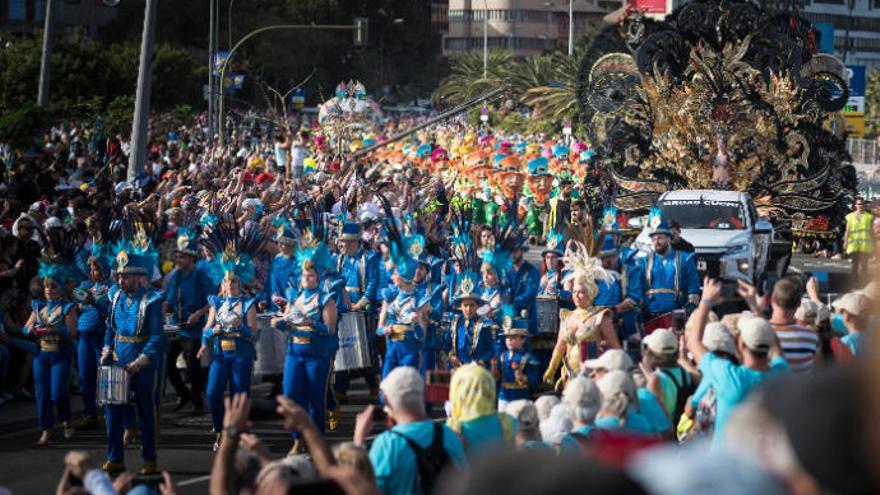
[
  {"xmin": 319, "ymin": 80, "xmax": 382, "ymax": 152},
  {"xmin": 578, "ymin": 0, "xmax": 858, "ymax": 222}
]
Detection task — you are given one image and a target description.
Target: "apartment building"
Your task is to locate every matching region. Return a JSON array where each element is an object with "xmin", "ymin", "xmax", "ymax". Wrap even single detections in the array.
[{"xmin": 443, "ymin": 0, "xmax": 614, "ymax": 57}]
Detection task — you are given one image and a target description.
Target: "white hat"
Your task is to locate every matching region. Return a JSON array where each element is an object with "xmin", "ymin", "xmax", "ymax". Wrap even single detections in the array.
[
  {"xmin": 583, "ymin": 349, "xmax": 634, "ymax": 371},
  {"xmin": 44, "ymin": 216, "xmax": 63, "ymax": 229},
  {"xmin": 703, "ymin": 322, "xmax": 736, "ymax": 355},
  {"xmin": 833, "ymin": 292, "xmax": 868, "ymax": 317},
  {"xmin": 534, "ymin": 394, "xmax": 560, "ymax": 422},
  {"xmin": 858, "ymin": 281, "xmax": 880, "ymax": 301},
  {"xmin": 379, "ymin": 366, "xmax": 423, "ymax": 409},
  {"xmin": 794, "ymin": 299, "xmax": 818, "ymax": 323},
  {"xmin": 504, "ymin": 400, "xmax": 539, "ymax": 431},
  {"xmin": 562, "ymin": 376, "xmax": 601, "ymax": 410},
  {"xmin": 539, "ymin": 403, "xmax": 572, "ymax": 445},
  {"xmin": 597, "ymin": 370, "xmax": 637, "ymax": 403},
  {"xmin": 643, "ymin": 328, "xmax": 678, "ymax": 355},
  {"xmin": 114, "ymin": 181, "xmax": 132, "ymax": 194},
  {"xmin": 739, "ymin": 317, "xmax": 774, "ymax": 353}
]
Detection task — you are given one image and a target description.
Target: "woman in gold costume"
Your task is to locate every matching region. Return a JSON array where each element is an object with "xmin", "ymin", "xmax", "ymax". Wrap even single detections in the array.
[{"xmin": 543, "ymin": 242, "xmax": 620, "ymax": 390}]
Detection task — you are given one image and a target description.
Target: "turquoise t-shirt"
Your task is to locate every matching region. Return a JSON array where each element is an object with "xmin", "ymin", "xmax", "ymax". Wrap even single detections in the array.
[
  {"xmin": 699, "ymin": 352, "xmax": 788, "ymax": 444},
  {"xmin": 841, "ymin": 332, "xmax": 865, "ymax": 357},
  {"xmin": 560, "ymin": 424, "xmax": 595, "ymax": 452},
  {"xmin": 368, "ymin": 420, "xmax": 466, "ymax": 495},
  {"xmin": 459, "ymin": 414, "xmax": 513, "ymax": 455},
  {"xmin": 636, "ymin": 388, "xmax": 671, "ymax": 434}
]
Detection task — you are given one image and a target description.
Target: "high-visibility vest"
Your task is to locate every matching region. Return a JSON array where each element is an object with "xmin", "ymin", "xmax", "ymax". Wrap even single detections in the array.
[{"xmin": 846, "ymin": 212, "xmax": 874, "ymax": 254}]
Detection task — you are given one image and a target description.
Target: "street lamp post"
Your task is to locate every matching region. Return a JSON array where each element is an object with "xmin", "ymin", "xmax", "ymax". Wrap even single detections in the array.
[
  {"xmin": 208, "ymin": 0, "xmax": 216, "ymax": 139},
  {"xmin": 36, "ymin": 0, "xmax": 55, "ymax": 106},
  {"xmin": 217, "ymin": 23, "xmax": 363, "ymax": 144},
  {"xmin": 128, "ymin": 0, "xmax": 159, "ymax": 180},
  {"xmin": 228, "ymin": 0, "xmax": 237, "ymax": 49},
  {"xmin": 482, "ymin": 0, "xmax": 488, "ymax": 78},
  {"xmin": 568, "ymin": 0, "xmax": 573, "ymax": 56}
]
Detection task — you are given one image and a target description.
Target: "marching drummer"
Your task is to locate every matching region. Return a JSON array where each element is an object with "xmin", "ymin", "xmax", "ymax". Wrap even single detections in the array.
[
  {"xmin": 268, "ymin": 222, "xmax": 300, "ymax": 311},
  {"xmin": 164, "ymin": 230, "xmax": 212, "ymax": 413},
  {"xmin": 497, "ymin": 316, "xmax": 540, "ymax": 410},
  {"xmin": 539, "ymin": 230, "xmax": 571, "ymax": 301},
  {"xmin": 376, "ymin": 222, "xmax": 430, "ymax": 380},
  {"xmin": 24, "ymin": 239, "xmax": 80, "ymax": 446},
  {"xmin": 271, "ymin": 220, "xmax": 338, "ymax": 455},
  {"xmin": 101, "ymin": 240, "xmax": 166, "ymax": 476},
  {"xmin": 448, "ymin": 272, "xmax": 496, "ymax": 369},
  {"xmin": 641, "ymin": 220, "xmax": 701, "ymax": 321},
  {"xmin": 72, "ymin": 251, "xmax": 111, "ymax": 430},
  {"xmin": 197, "ymin": 222, "xmax": 263, "ymax": 450},
  {"xmin": 333, "ymin": 221, "xmax": 381, "ymax": 401},
  {"xmin": 413, "ymin": 250, "xmax": 445, "ymax": 374},
  {"xmin": 594, "ymin": 234, "xmax": 644, "ymax": 346},
  {"xmin": 508, "ymin": 241, "xmax": 540, "ymax": 335}
]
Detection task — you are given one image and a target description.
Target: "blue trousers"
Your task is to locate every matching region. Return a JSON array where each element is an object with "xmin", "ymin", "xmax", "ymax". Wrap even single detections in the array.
[
  {"xmin": 33, "ymin": 350, "xmax": 72, "ymax": 430},
  {"xmin": 382, "ymin": 341, "xmax": 421, "ymax": 379},
  {"xmin": 283, "ymin": 354, "xmax": 330, "ymax": 438},
  {"xmin": 106, "ymin": 365, "xmax": 159, "ymax": 463},
  {"xmin": 206, "ymin": 352, "xmax": 254, "ymax": 432},
  {"xmin": 77, "ymin": 333, "xmax": 104, "ymax": 417}
]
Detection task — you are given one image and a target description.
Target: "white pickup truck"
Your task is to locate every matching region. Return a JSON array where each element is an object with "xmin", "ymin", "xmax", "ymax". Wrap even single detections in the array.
[{"xmin": 632, "ymin": 190, "xmax": 789, "ymax": 288}]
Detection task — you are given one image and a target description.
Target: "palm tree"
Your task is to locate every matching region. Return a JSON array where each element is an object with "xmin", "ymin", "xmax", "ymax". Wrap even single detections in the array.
[
  {"xmin": 432, "ymin": 50, "xmax": 512, "ymax": 108},
  {"xmin": 522, "ymin": 49, "xmax": 583, "ymax": 121}
]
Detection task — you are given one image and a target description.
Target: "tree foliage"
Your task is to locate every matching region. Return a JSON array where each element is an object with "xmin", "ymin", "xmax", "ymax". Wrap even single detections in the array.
[
  {"xmin": 0, "ymin": 31, "xmax": 204, "ymax": 145},
  {"xmin": 100, "ymin": 0, "xmax": 445, "ymax": 107}
]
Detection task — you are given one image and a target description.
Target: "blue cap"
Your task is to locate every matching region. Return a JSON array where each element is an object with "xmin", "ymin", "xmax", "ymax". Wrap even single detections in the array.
[
  {"xmin": 651, "ymin": 219, "xmax": 673, "ymax": 238},
  {"xmin": 453, "ymin": 270, "xmax": 486, "ymax": 306},
  {"xmin": 598, "ymin": 234, "xmax": 618, "ymax": 258},
  {"xmin": 275, "ymin": 222, "xmax": 298, "ymax": 245},
  {"xmin": 175, "ymin": 227, "xmax": 201, "ymax": 257},
  {"xmin": 502, "ymin": 316, "xmax": 531, "ymax": 337},
  {"xmin": 541, "ymin": 230, "xmax": 565, "ymax": 256},
  {"xmin": 339, "ymin": 221, "xmax": 361, "ymax": 241},
  {"xmin": 113, "ymin": 250, "xmax": 154, "ymax": 276}
]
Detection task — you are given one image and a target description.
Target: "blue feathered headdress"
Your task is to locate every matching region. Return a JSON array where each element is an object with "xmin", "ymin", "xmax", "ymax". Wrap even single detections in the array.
[
  {"xmin": 201, "ymin": 220, "xmax": 265, "ymax": 285},
  {"xmin": 111, "ymin": 225, "xmax": 159, "ymax": 276},
  {"xmin": 292, "ymin": 203, "xmax": 333, "ymax": 276},
  {"xmin": 377, "ymin": 194, "xmax": 419, "ymax": 283},
  {"xmin": 541, "ymin": 229, "xmax": 566, "ymax": 257}
]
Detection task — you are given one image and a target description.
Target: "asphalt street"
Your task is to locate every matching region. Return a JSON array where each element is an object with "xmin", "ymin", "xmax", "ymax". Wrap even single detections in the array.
[{"xmin": 0, "ymin": 253, "xmax": 858, "ymax": 494}]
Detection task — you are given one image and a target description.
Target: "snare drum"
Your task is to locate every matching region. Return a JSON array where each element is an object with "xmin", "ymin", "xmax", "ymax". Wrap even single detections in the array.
[
  {"xmin": 98, "ymin": 365, "xmax": 130, "ymax": 406},
  {"xmin": 254, "ymin": 313, "xmax": 286, "ymax": 378},
  {"xmin": 163, "ymin": 324, "xmax": 180, "ymax": 341},
  {"xmin": 335, "ymin": 311, "xmax": 372, "ymax": 372},
  {"xmin": 536, "ymin": 297, "xmax": 560, "ymax": 334}
]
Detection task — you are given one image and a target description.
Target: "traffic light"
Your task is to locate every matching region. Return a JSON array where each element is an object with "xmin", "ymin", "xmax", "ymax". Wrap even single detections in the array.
[{"xmin": 354, "ymin": 17, "xmax": 368, "ymax": 48}]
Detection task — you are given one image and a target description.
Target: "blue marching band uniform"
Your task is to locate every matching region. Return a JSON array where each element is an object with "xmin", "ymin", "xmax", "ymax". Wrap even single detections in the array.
[
  {"xmin": 641, "ymin": 221, "xmax": 701, "ymax": 320},
  {"xmin": 197, "ymin": 221, "xmax": 265, "ymax": 451},
  {"xmin": 333, "ymin": 221, "xmax": 381, "ymax": 401},
  {"xmin": 102, "ymin": 241, "xmax": 166, "ymax": 475},
  {"xmin": 271, "ymin": 213, "xmax": 339, "ymax": 455}
]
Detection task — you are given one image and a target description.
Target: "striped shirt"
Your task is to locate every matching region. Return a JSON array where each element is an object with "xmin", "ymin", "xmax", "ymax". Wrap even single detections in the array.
[{"xmin": 771, "ymin": 321, "xmax": 820, "ymax": 373}]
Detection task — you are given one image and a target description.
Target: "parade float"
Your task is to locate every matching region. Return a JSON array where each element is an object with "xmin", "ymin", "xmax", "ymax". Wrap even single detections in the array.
[{"xmin": 577, "ymin": 0, "xmax": 857, "ymax": 242}]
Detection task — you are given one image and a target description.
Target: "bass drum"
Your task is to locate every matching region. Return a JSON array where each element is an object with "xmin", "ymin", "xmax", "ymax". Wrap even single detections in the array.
[
  {"xmin": 334, "ymin": 311, "xmax": 372, "ymax": 372},
  {"xmin": 254, "ymin": 313, "xmax": 286, "ymax": 379}
]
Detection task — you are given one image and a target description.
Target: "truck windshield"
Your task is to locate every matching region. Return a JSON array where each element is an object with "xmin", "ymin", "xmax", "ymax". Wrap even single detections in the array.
[{"xmin": 659, "ymin": 199, "xmax": 746, "ymax": 230}]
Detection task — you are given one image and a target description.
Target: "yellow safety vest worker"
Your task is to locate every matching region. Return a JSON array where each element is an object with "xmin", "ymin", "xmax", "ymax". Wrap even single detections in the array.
[{"xmin": 845, "ymin": 211, "xmax": 874, "ymax": 254}]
